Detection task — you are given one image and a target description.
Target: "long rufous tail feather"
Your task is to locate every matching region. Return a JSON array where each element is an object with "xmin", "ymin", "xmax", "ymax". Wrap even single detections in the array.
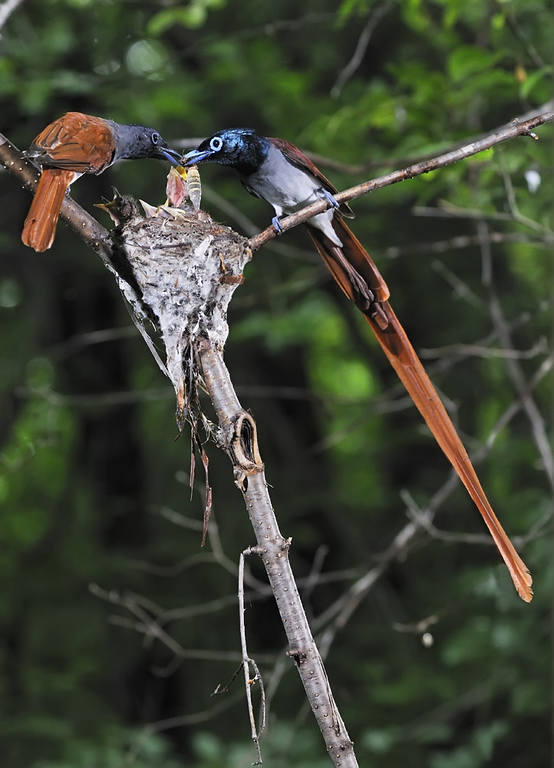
[
  {"xmin": 22, "ymin": 169, "xmax": 74, "ymax": 252},
  {"xmin": 307, "ymin": 219, "xmax": 533, "ymax": 602}
]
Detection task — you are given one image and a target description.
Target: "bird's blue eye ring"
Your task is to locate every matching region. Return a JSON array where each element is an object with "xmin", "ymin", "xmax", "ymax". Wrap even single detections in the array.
[
  {"xmin": 151, "ymin": 132, "xmax": 161, "ymax": 145},
  {"xmin": 210, "ymin": 136, "xmax": 223, "ymax": 152}
]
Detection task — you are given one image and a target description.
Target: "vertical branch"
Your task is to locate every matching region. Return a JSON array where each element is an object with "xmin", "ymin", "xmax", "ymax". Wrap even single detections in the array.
[
  {"xmin": 198, "ymin": 340, "xmax": 359, "ymax": 768},
  {"xmin": 478, "ymin": 220, "xmax": 554, "ymax": 487},
  {"xmin": 238, "ymin": 546, "xmax": 266, "ymax": 765}
]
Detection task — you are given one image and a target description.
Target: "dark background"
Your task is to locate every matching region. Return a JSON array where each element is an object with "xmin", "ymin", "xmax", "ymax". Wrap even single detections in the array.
[{"xmin": 0, "ymin": 1, "xmax": 551, "ymax": 766}]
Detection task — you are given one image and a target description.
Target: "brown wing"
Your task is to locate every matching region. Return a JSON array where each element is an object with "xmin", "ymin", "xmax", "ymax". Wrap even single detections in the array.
[
  {"xmin": 269, "ymin": 136, "xmax": 354, "ymax": 218},
  {"xmin": 30, "ymin": 112, "xmax": 116, "ymax": 174},
  {"xmin": 307, "ymin": 216, "xmax": 390, "ymax": 302}
]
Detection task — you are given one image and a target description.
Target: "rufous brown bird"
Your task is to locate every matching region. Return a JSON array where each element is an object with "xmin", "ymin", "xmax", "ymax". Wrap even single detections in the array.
[
  {"xmin": 183, "ymin": 128, "xmax": 533, "ymax": 602},
  {"xmin": 22, "ymin": 111, "xmax": 181, "ymax": 252}
]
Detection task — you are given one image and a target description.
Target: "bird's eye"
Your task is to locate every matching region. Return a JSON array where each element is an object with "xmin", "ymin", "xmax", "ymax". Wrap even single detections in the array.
[
  {"xmin": 210, "ymin": 136, "xmax": 223, "ymax": 152},
  {"xmin": 151, "ymin": 132, "xmax": 161, "ymax": 145}
]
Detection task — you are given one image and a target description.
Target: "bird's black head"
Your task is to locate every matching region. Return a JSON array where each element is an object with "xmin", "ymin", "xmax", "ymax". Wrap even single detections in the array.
[
  {"xmin": 182, "ymin": 128, "xmax": 269, "ymax": 176},
  {"xmin": 114, "ymin": 124, "xmax": 181, "ymax": 165}
]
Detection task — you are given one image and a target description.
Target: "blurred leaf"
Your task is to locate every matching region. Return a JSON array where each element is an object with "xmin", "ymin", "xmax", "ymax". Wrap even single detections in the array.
[
  {"xmin": 519, "ymin": 65, "xmax": 553, "ymax": 99},
  {"xmin": 448, "ymin": 46, "xmax": 503, "ymax": 82},
  {"xmin": 148, "ymin": 0, "xmax": 226, "ymax": 34}
]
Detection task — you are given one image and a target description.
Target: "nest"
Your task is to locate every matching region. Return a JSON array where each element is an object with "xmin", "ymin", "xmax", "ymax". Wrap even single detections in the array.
[{"xmin": 112, "ymin": 207, "xmax": 251, "ymax": 427}]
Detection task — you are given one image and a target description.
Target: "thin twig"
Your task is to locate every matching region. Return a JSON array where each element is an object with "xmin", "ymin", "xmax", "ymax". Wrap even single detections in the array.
[
  {"xmin": 498, "ymin": 159, "xmax": 552, "ymax": 234},
  {"xmin": 202, "ymin": 183, "xmax": 315, "ymax": 260},
  {"xmin": 125, "ymin": 690, "xmax": 246, "ymax": 764},
  {"xmin": 384, "ymin": 231, "xmax": 554, "ymax": 259},
  {"xmin": 303, "ymin": 545, "xmax": 329, "ymax": 609},
  {"xmin": 431, "ymin": 259, "xmax": 485, "ymax": 308},
  {"xmin": 420, "ymin": 338, "xmax": 548, "ymax": 361},
  {"xmin": 479, "ymin": 222, "xmax": 554, "ymax": 488},
  {"xmin": 158, "ymin": 569, "xmax": 358, "ymax": 624},
  {"xmin": 402, "ymin": 490, "xmax": 494, "ymax": 546},
  {"xmin": 89, "ymin": 583, "xmax": 193, "ymax": 659},
  {"xmin": 239, "ymin": 546, "xmax": 266, "ymax": 764},
  {"xmin": 413, "ymin": 204, "xmax": 517, "ymax": 221},
  {"xmin": 331, "ymin": 0, "xmax": 395, "ymax": 97},
  {"xmin": 499, "ymin": 1, "xmax": 545, "ymax": 68}
]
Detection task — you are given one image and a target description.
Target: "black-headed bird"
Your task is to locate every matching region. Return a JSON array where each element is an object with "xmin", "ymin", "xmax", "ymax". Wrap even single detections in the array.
[
  {"xmin": 22, "ymin": 111, "xmax": 181, "ymax": 251},
  {"xmin": 183, "ymin": 128, "xmax": 532, "ymax": 602}
]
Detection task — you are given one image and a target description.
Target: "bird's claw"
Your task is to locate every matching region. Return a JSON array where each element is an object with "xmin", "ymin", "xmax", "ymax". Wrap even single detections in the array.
[
  {"xmin": 319, "ymin": 188, "xmax": 340, "ymax": 209},
  {"xmin": 272, "ymin": 215, "xmax": 283, "ymax": 235}
]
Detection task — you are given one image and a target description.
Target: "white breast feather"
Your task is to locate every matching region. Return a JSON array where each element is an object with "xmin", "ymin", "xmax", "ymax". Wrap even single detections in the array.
[{"xmin": 248, "ymin": 144, "xmax": 341, "ymax": 245}]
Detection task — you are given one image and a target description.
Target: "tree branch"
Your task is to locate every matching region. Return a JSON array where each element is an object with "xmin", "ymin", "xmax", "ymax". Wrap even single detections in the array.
[
  {"xmin": 0, "ymin": 133, "xmax": 177, "ymax": 376},
  {"xmin": 0, "ymin": 133, "xmax": 113, "ymax": 266},
  {"xmin": 330, "ymin": 0, "xmax": 395, "ymax": 98},
  {"xmin": 248, "ymin": 110, "xmax": 554, "ymax": 251},
  {"xmin": 238, "ymin": 545, "xmax": 266, "ymax": 764},
  {"xmin": 197, "ymin": 341, "xmax": 358, "ymax": 767},
  {"xmin": 478, "ymin": 221, "xmax": 554, "ymax": 488}
]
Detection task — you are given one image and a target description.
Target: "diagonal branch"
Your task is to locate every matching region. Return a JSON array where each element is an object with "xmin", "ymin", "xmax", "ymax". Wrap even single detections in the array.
[
  {"xmin": 331, "ymin": 0, "xmax": 395, "ymax": 97},
  {"xmin": 0, "ymin": 133, "xmax": 113, "ymax": 265},
  {"xmin": 197, "ymin": 342, "xmax": 359, "ymax": 767},
  {"xmin": 0, "ymin": 133, "xmax": 172, "ymax": 375}
]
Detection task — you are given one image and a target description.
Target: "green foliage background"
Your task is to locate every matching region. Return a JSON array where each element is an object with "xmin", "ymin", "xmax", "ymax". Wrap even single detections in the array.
[{"xmin": 0, "ymin": 1, "xmax": 551, "ymax": 766}]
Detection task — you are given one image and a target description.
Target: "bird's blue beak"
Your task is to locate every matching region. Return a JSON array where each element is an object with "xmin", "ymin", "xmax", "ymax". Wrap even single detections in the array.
[
  {"xmin": 182, "ymin": 148, "xmax": 215, "ymax": 167},
  {"xmin": 157, "ymin": 147, "xmax": 182, "ymax": 166}
]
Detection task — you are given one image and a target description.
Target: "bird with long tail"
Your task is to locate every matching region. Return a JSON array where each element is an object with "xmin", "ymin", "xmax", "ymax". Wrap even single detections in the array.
[
  {"xmin": 22, "ymin": 111, "xmax": 181, "ymax": 252},
  {"xmin": 183, "ymin": 128, "xmax": 532, "ymax": 602}
]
